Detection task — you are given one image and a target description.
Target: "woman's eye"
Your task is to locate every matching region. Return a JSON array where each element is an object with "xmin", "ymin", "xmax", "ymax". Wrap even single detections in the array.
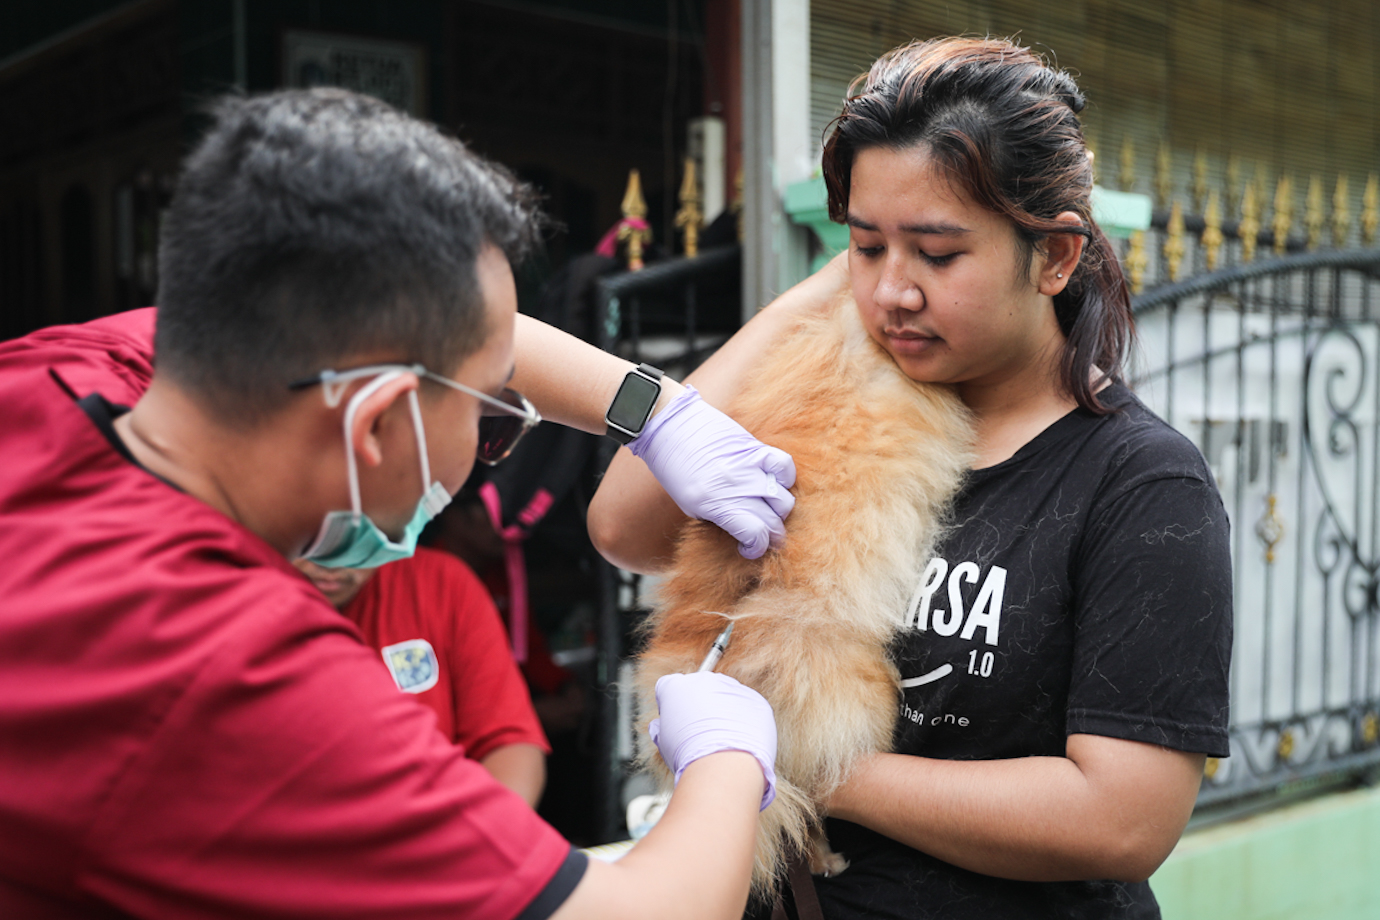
[
  {"xmin": 854, "ymin": 243, "xmax": 884, "ymax": 258},
  {"xmin": 922, "ymin": 251, "xmax": 958, "ymax": 267}
]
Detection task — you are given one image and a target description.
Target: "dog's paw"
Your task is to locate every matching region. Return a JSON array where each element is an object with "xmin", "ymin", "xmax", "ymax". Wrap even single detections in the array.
[{"xmin": 808, "ymin": 843, "xmax": 850, "ymax": 878}]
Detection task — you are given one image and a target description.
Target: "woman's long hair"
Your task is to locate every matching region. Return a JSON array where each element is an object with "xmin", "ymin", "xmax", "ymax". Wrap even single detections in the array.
[{"xmin": 821, "ymin": 37, "xmax": 1132, "ymax": 413}]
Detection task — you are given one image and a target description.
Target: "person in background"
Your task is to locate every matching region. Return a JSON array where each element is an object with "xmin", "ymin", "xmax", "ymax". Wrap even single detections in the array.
[
  {"xmin": 0, "ymin": 87, "xmax": 793, "ymax": 920},
  {"xmin": 296, "ymin": 548, "xmax": 549, "ymax": 807}
]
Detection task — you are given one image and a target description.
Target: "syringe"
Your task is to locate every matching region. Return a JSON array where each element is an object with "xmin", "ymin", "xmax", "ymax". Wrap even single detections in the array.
[{"xmin": 696, "ymin": 620, "xmax": 735, "ymax": 672}]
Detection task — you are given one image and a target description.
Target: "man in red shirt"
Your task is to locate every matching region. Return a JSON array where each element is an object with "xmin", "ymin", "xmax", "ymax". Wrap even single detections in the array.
[
  {"xmin": 0, "ymin": 88, "xmax": 793, "ymax": 920},
  {"xmin": 296, "ymin": 549, "xmax": 549, "ymax": 807}
]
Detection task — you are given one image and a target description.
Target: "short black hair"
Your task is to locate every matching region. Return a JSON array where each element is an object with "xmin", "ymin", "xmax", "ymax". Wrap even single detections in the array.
[{"xmin": 154, "ymin": 88, "xmax": 542, "ymax": 424}]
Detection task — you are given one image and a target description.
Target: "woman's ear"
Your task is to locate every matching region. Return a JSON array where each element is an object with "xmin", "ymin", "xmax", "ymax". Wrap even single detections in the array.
[
  {"xmin": 1038, "ymin": 211, "xmax": 1088, "ymax": 296},
  {"xmin": 347, "ymin": 373, "xmax": 420, "ymax": 468}
]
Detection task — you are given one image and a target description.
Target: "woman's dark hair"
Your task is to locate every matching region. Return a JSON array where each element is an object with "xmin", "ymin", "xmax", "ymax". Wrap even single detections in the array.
[{"xmin": 821, "ymin": 37, "xmax": 1132, "ymax": 414}]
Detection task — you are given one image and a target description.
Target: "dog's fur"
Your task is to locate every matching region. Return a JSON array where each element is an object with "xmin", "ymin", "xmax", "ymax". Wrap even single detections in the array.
[{"xmin": 634, "ymin": 293, "xmax": 975, "ymax": 895}]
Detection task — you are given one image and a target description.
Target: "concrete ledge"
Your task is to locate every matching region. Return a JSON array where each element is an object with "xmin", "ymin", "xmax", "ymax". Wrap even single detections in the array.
[{"xmin": 1152, "ymin": 784, "xmax": 1380, "ymax": 920}]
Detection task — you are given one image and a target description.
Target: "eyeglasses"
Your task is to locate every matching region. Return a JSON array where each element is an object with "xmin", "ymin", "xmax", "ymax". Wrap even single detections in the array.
[{"xmin": 289, "ymin": 363, "xmax": 542, "ymax": 466}]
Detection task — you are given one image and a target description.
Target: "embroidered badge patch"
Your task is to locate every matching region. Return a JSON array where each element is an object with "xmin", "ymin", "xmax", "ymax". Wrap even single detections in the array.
[{"xmin": 380, "ymin": 639, "xmax": 440, "ymax": 694}]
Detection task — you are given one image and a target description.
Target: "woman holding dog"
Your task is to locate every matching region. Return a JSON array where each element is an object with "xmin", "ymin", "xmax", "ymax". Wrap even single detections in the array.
[{"xmin": 589, "ymin": 36, "xmax": 1231, "ymax": 920}]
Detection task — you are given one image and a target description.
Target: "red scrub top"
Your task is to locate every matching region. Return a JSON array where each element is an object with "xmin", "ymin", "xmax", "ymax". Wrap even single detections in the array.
[
  {"xmin": 343, "ymin": 547, "xmax": 551, "ymax": 761},
  {"xmin": 0, "ymin": 309, "xmax": 581, "ymax": 919}
]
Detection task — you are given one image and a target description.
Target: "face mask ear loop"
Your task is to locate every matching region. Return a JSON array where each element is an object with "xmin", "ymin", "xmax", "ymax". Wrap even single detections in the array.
[
  {"xmin": 406, "ymin": 387, "xmax": 433, "ymax": 491},
  {"xmin": 340, "ymin": 371, "xmax": 407, "ymax": 522}
]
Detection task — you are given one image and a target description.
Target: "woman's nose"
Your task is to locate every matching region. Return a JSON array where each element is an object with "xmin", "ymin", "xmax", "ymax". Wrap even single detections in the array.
[{"xmin": 873, "ymin": 258, "xmax": 923, "ymax": 311}]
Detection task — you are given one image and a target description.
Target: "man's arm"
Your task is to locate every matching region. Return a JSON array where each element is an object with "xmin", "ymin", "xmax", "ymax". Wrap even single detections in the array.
[
  {"xmin": 512, "ymin": 313, "xmax": 798, "ymax": 561},
  {"xmin": 553, "ymin": 753, "xmax": 764, "ymax": 920},
  {"xmin": 479, "ymin": 742, "xmax": 546, "ymax": 808},
  {"xmin": 827, "ymin": 733, "xmax": 1204, "ymax": 883}
]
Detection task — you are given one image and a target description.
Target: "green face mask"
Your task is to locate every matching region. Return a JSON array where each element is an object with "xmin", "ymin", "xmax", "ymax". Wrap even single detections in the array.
[{"xmin": 299, "ymin": 369, "xmax": 452, "ymax": 569}]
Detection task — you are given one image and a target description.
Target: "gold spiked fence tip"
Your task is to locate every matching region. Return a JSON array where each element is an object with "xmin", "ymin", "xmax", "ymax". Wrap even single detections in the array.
[
  {"xmin": 1192, "ymin": 150, "xmax": 1209, "ymax": 215},
  {"xmin": 1364, "ymin": 174, "xmax": 1379, "ymax": 247},
  {"xmin": 675, "ymin": 158, "xmax": 703, "ymax": 258},
  {"xmin": 1305, "ymin": 176, "xmax": 1324, "ymax": 251},
  {"xmin": 1164, "ymin": 200, "xmax": 1186, "ymax": 282},
  {"xmin": 1119, "ymin": 136, "xmax": 1136, "ymax": 193},
  {"xmin": 1202, "ymin": 190, "xmax": 1224, "ymax": 271},
  {"xmin": 1239, "ymin": 183, "xmax": 1260, "ymax": 263},
  {"xmin": 1225, "ymin": 155, "xmax": 1242, "ymax": 218},
  {"xmin": 1125, "ymin": 230, "xmax": 1148, "ymax": 294},
  {"xmin": 618, "ymin": 169, "xmax": 651, "ymax": 271},
  {"xmin": 1333, "ymin": 175, "xmax": 1351, "ymax": 248},
  {"xmin": 1272, "ymin": 176, "xmax": 1293, "ymax": 256},
  {"xmin": 1154, "ymin": 141, "xmax": 1173, "ymax": 210}
]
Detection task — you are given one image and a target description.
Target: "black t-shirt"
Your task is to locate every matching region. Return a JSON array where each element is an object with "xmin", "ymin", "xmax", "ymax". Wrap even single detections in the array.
[{"xmin": 814, "ymin": 384, "xmax": 1233, "ymax": 920}]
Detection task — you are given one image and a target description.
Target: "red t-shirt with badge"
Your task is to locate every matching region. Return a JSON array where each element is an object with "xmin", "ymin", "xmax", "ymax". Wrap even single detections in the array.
[
  {"xmin": 0, "ymin": 309, "xmax": 582, "ymax": 919},
  {"xmin": 342, "ymin": 547, "xmax": 551, "ymax": 761}
]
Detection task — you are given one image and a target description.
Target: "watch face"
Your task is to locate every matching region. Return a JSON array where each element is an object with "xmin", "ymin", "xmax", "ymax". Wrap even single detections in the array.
[{"xmin": 607, "ymin": 372, "xmax": 661, "ymax": 433}]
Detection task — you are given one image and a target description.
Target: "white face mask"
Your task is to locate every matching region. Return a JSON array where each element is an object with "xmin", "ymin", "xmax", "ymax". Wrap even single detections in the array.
[{"xmin": 298, "ymin": 368, "xmax": 451, "ymax": 569}]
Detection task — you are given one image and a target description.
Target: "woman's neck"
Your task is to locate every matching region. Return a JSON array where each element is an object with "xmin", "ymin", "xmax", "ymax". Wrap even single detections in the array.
[{"xmin": 960, "ymin": 346, "xmax": 1078, "ymax": 470}]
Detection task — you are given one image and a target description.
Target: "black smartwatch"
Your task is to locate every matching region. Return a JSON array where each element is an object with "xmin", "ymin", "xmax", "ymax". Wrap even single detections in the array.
[{"xmin": 605, "ymin": 363, "xmax": 665, "ymax": 444}]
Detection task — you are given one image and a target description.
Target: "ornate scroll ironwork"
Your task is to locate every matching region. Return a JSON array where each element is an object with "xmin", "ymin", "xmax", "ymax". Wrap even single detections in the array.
[{"xmin": 1130, "ymin": 249, "xmax": 1380, "ymax": 810}]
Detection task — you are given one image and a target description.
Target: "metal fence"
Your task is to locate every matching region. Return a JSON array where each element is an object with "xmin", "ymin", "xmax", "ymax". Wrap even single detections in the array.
[
  {"xmin": 586, "ymin": 245, "xmax": 742, "ymax": 842},
  {"xmin": 1131, "ymin": 248, "xmax": 1380, "ymax": 808}
]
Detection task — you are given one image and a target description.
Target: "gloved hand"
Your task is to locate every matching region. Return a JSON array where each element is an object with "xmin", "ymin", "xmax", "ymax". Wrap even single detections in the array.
[
  {"xmin": 648, "ymin": 672, "xmax": 777, "ymax": 810},
  {"xmin": 629, "ymin": 386, "xmax": 796, "ymax": 559}
]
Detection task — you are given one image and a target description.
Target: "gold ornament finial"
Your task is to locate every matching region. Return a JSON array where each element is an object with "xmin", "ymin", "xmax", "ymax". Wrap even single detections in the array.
[
  {"xmin": 1192, "ymin": 149, "xmax": 1209, "ymax": 214},
  {"xmin": 617, "ymin": 169, "xmax": 651, "ymax": 270},
  {"xmin": 1225, "ymin": 155, "xmax": 1242, "ymax": 218},
  {"xmin": 1305, "ymin": 175, "xmax": 1325, "ymax": 251},
  {"xmin": 1202, "ymin": 190, "xmax": 1224, "ymax": 271},
  {"xmin": 1119, "ymin": 136, "xmax": 1136, "ymax": 193},
  {"xmin": 1333, "ymin": 174, "xmax": 1351, "ymax": 248},
  {"xmin": 675, "ymin": 158, "xmax": 703, "ymax": 258},
  {"xmin": 1273, "ymin": 175, "xmax": 1293, "ymax": 255},
  {"xmin": 1254, "ymin": 163, "xmax": 1270, "ymax": 212},
  {"xmin": 1154, "ymin": 141, "xmax": 1173, "ymax": 210},
  {"xmin": 1363, "ymin": 174, "xmax": 1379, "ymax": 246},
  {"xmin": 1239, "ymin": 183, "xmax": 1260, "ymax": 263},
  {"xmin": 1126, "ymin": 230, "xmax": 1148, "ymax": 294},
  {"xmin": 1164, "ymin": 200, "xmax": 1187, "ymax": 281}
]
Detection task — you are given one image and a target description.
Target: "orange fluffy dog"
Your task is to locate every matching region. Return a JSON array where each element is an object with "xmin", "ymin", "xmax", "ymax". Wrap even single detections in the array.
[{"xmin": 634, "ymin": 292, "xmax": 975, "ymax": 895}]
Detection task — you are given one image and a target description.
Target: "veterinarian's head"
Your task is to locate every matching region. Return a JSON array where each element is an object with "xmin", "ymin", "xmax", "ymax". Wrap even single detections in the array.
[
  {"xmin": 820, "ymin": 37, "xmax": 1133, "ymax": 415},
  {"xmin": 146, "ymin": 88, "xmax": 544, "ymax": 561}
]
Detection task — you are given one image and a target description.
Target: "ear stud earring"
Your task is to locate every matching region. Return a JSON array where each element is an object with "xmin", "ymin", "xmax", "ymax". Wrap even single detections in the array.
[{"xmin": 1056, "ymin": 272, "xmax": 1064, "ymax": 279}]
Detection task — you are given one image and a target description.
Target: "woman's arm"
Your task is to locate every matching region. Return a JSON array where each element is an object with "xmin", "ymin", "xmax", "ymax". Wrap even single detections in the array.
[
  {"xmin": 478, "ymin": 743, "xmax": 547, "ymax": 808},
  {"xmin": 587, "ymin": 253, "xmax": 851, "ymax": 573},
  {"xmin": 827, "ymin": 733, "xmax": 1204, "ymax": 883}
]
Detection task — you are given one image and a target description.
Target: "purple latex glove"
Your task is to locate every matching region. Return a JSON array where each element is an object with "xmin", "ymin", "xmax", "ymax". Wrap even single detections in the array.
[
  {"xmin": 648, "ymin": 672, "xmax": 777, "ymax": 810},
  {"xmin": 629, "ymin": 386, "xmax": 797, "ymax": 559}
]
